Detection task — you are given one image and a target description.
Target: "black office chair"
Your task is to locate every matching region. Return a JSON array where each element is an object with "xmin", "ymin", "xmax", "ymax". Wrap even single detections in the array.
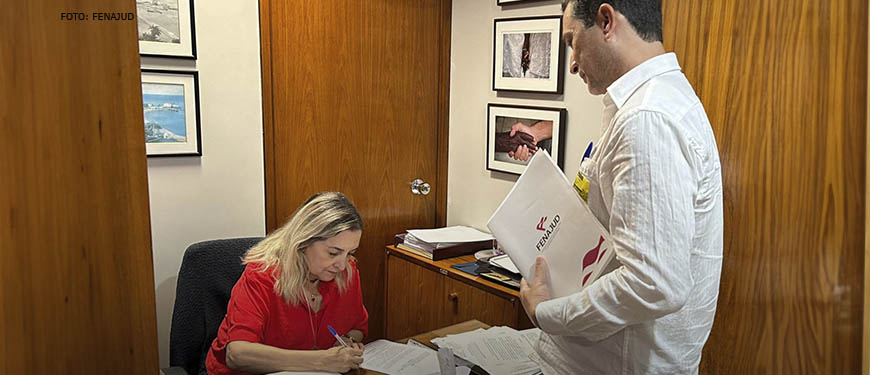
[{"xmin": 162, "ymin": 237, "xmax": 264, "ymax": 375}]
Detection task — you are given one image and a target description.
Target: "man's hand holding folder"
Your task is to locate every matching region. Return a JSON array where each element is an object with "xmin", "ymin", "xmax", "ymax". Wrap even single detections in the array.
[{"xmin": 519, "ymin": 256, "xmax": 552, "ymax": 327}]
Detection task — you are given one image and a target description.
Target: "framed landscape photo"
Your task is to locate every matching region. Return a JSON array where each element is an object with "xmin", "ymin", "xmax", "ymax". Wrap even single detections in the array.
[
  {"xmin": 137, "ymin": 0, "xmax": 197, "ymax": 59},
  {"xmin": 141, "ymin": 69, "xmax": 202, "ymax": 157},
  {"xmin": 493, "ymin": 16, "xmax": 564, "ymax": 94},
  {"xmin": 487, "ymin": 104, "xmax": 566, "ymax": 175}
]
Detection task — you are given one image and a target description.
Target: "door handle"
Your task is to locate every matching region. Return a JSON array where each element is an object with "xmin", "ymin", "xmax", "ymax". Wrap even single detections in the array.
[
  {"xmin": 448, "ymin": 292, "xmax": 459, "ymax": 314},
  {"xmin": 411, "ymin": 178, "xmax": 431, "ymax": 195}
]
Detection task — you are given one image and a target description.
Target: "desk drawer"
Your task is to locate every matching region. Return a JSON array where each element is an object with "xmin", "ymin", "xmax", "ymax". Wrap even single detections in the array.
[{"xmin": 385, "ymin": 254, "xmax": 518, "ymax": 340}]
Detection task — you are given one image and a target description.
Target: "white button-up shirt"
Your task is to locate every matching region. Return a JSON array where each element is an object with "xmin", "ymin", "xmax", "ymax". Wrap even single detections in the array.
[{"xmin": 533, "ymin": 53, "xmax": 724, "ymax": 375}]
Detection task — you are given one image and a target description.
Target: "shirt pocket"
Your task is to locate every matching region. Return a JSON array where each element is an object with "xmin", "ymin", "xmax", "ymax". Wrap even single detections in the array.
[
  {"xmin": 578, "ymin": 158, "xmax": 610, "ymax": 228},
  {"xmin": 579, "ymin": 157, "xmax": 600, "ymax": 185}
]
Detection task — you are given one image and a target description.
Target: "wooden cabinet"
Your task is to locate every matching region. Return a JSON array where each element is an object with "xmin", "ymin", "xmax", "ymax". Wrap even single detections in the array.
[{"xmin": 383, "ymin": 246, "xmax": 532, "ymax": 340}]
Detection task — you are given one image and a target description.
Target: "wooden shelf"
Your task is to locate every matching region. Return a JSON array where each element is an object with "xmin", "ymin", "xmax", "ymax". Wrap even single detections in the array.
[
  {"xmin": 384, "ymin": 246, "xmax": 531, "ymax": 340},
  {"xmin": 385, "ymin": 245, "xmax": 520, "ymax": 299}
]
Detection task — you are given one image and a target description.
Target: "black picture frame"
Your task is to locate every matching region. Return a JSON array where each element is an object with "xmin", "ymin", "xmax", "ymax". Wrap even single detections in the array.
[
  {"xmin": 141, "ymin": 69, "xmax": 202, "ymax": 157},
  {"xmin": 138, "ymin": 0, "xmax": 198, "ymax": 59},
  {"xmin": 492, "ymin": 16, "xmax": 564, "ymax": 94},
  {"xmin": 487, "ymin": 103, "xmax": 567, "ymax": 175},
  {"xmin": 497, "ymin": 0, "xmax": 553, "ymax": 5}
]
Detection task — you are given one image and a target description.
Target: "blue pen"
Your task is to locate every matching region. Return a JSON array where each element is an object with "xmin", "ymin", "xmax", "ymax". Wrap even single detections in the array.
[
  {"xmin": 328, "ymin": 325, "xmax": 349, "ymax": 347},
  {"xmin": 582, "ymin": 141, "xmax": 594, "ymax": 160}
]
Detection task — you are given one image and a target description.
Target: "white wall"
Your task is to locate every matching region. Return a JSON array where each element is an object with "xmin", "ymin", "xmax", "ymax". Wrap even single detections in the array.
[
  {"xmin": 447, "ymin": 0, "xmax": 604, "ymax": 230},
  {"xmin": 141, "ymin": 1, "xmax": 265, "ymax": 367}
]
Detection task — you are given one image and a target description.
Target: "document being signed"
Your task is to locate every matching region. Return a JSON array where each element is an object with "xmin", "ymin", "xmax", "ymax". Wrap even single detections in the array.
[{"xmin": 361, "ymin": 339, "xmax": 441, "ymax": 375}]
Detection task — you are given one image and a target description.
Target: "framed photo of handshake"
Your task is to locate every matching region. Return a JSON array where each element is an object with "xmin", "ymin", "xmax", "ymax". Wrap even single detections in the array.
[{"xmin": 486, "ymin": 104, "xmax": 566, "ymax": 175}]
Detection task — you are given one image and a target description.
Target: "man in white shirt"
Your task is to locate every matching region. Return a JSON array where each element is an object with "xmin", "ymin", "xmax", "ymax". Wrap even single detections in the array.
[{"xmin": 519, "ymin": 1, "xmax": 724, "ymax": 374}]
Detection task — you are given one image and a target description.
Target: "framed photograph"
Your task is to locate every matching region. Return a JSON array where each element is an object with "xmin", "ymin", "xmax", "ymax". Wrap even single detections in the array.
[
  {"xmin": 493, "ymin": 16, "xmax": 564, "ymax": 94},
  {"xmin": 497, "ymin": 0, "xmax": 551, "ymax": 4},
  {"xmin": 141, "ymin": 69, "xmax": 202, "ymax": 157},
  {"xmin": 487, "ymin": 104, "xmax": 566, "ymax": 175},
  {"xmin": 137, "ymin": 0, "xmax": 197, "ymax": 59}
]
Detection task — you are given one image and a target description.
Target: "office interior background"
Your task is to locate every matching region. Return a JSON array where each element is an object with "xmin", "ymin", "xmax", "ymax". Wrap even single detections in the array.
[{"xmin": 2, "ymin": 0, "xmax": 868, "ymax": 373}]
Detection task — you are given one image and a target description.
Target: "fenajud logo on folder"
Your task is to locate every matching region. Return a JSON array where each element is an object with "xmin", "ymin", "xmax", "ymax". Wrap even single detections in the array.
[
  {"xmin": 535, "ymin": 215, "xmax": 561, "ymax": 252},
  {"xmin": 487, "ymin": 150, "xmax": 614, "ymax": 298}
]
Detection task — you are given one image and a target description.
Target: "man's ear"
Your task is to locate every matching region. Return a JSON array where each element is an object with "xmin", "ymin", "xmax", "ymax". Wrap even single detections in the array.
[{"xmin": 596, "ymin": 3, "xmax": 616, "ymax": 38}]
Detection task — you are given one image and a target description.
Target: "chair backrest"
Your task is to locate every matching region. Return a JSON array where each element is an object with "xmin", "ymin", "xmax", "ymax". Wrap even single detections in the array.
[{"xmin": 168, "ymin": 237, "xmax": 264, "ymax": 375}]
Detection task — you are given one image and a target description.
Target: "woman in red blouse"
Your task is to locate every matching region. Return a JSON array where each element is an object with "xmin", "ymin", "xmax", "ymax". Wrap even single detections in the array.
[{"xmin": 206, "ymin": 192, "xmax": 368, "ymax": 374}]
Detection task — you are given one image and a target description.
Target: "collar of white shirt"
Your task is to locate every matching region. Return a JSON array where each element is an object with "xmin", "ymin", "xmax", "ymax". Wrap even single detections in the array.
[{"xmin": 605, "ymin": 52, "xmax": 682, "ymax": 109}]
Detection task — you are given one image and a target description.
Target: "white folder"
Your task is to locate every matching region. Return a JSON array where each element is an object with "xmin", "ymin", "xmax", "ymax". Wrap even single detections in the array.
[{"xmin": 487, "ymin": 151, "xmax": 614, "ymax": 298}]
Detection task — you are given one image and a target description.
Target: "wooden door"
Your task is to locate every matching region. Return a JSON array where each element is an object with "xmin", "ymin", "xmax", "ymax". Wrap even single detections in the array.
[
  {"xmin": 1, "ymin": 0, "xmax": 159, "ymax": 373},
  {"xmin": 260, "ymin": 0, "xmax": 452, "ymax": 340},
  {"xmin": 662, "ymin": 0, "xmax": 866, "ymax": 373}
]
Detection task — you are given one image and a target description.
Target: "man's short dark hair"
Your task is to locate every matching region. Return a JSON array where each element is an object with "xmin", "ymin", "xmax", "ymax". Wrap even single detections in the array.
[{"xmin": 561, "ymin": 0, "xmax": 662, "ymax": 43}]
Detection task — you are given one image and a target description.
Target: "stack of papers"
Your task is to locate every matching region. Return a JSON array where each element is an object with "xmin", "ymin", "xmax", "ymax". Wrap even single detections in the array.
[
  {"xmin": 431, "ymin": 326, "xmax": 543, "ymax": 375},
  {"xmin": 361, "ymin": 339, "xmax": 441, "ymax": 375},
  {"xmin": 406, "ymin": 226, "xmax": 495, "ymax": 244},
  {"xmin": 398, "ymin": 226, "xmax": 496, "ymax": 261}
]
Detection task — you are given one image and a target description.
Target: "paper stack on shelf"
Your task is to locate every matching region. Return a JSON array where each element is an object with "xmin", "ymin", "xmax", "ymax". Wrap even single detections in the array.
[
  {"xmin": 431, "ymin": 326, "xmax": 543, "ymax": 375},
  {"xmin": 396, "ymin": 226, "xmax": 495, "ymax": 261}
]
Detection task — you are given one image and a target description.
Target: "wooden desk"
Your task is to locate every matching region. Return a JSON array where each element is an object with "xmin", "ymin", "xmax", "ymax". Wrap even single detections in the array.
[
  {"xmin": 400, "ymin": 319, "xmax": 490, "ymax": 348},
  {"xmin": 384, "ymin": 246, "xmax": 532, "ymax": 340},
  {"xmin": 261, "ymin": 321, "xmax": 490, "ymax": 375},
  {"xmin": 358, "ymin": 320, "xmax": 490, "ymax": 375}
]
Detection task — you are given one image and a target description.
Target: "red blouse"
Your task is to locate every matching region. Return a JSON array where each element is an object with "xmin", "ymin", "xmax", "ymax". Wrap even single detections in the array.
[{"xmin": 205, "ymin": 262, "xmax": 368, "ymax": 375}]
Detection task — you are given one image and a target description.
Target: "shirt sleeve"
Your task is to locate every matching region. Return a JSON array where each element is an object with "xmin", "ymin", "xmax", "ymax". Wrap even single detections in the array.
[
  {"xmin": 536, "ymin": 109, "xmax": 698, "ymax": 341},
  {"xmin": 224, "ymin": 266, "xmax": 274, "ymax": 344},
  {"xmin": 349, "ymin": 262, "xmax": 370, "ymax": 338}
]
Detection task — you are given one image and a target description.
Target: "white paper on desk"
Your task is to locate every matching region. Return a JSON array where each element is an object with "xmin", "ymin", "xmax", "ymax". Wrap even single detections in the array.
[
  {"xmin": 406, "ymin": 338, "xmax": 435, "ymax": 351},
  {"xmin": 487, "ymin": 150, "xmax": 614, "ymax": 298},
  {"xmin": 268, "ymin": 371, "xmax": 338, "ymax": 375},
  {"xmin": 462, "ymin": 326, "xmax": 535, "ymax": 363},
  {"xmin": 518, "ymin": 328, "xmax": 542, "ymax": 348},
  {"xmin": 406, "ymin": 226, "xmax": 494, "ymax": 243},
  {"xmin": 488, "ymin": 254, "xmax": 520, "ymax": 274},
  {"xmin": 432, "ymin": 326, "xmax": 540, "ymax": 375},
  {"xmin": 362, "ymin": 339, "xmax": 440, "ymax": 375}
]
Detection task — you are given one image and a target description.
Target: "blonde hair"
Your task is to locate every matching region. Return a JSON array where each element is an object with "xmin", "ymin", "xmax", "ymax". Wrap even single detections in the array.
[{"xmin": 243, "ymin": 192, "xmax": 363, "ymax": 305}]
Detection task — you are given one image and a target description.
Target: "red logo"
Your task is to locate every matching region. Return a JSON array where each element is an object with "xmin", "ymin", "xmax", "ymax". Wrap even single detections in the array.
[
  {"xmin": 536, "ymin": 217, "xmax": 547, "ymax": 231},
  {"xmin": 581, "ymin": 236, "xmax": 606, "ymax": 285}
]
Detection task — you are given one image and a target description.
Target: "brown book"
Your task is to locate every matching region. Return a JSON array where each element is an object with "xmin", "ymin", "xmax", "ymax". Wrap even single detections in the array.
[
  {"xmin": 396, "ymin": 233, "xmax": 494, "ymax": 261},
  {"xmin": 396, "ymin": 243, "xmax": 434, "ymax": 259}
]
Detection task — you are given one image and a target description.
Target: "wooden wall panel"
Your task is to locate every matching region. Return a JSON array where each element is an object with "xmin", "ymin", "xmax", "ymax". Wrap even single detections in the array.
[
  {"xmin": 865, "ymin": 5, "xmax": 870, "ymax": 374},
  {"xmin": 0, "ymin": 1, "xmax": 158, "ymax": 373},
  {"xmin": 662, "ymin": 0, "xmax": 866, "ymax": 373}
]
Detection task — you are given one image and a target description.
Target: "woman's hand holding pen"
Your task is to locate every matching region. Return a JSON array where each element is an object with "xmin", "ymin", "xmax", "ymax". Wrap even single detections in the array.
[
  {"xmin": 332, "ymin": 334, "xmax": 362, "ymax": 348},
  {"xmin": 321, "ymin": 345, "xmax": 364, "ymax": 373}
]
